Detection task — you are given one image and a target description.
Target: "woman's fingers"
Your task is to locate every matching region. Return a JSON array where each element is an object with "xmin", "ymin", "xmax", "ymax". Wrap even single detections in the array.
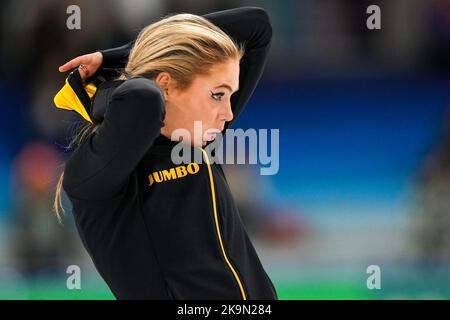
[
  {"xmin": 58, "ymin": 56, "xmax": 85, "ymax": 72},
  {"xmin": 58, "ymin": 52, "xmax": 103, "ymax": 82}
]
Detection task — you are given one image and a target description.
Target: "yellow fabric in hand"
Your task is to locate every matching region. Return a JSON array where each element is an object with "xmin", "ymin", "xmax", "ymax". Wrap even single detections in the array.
[{"xmin": 53, "ymin": 78, "xmax": 97, "ymax": 124}]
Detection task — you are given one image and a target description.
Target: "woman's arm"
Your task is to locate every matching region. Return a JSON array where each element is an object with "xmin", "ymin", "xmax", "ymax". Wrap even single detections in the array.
[
  {"xmin": 99, "ymin": 7, "xmax": 273, "ymax": 127},
  {"xmin": 100, "ymin": 42, "xmax": 133, "ymax": 69},
  {"xmin": 62, "ymin": 78, "xmax": 165, "ymax": 200}
]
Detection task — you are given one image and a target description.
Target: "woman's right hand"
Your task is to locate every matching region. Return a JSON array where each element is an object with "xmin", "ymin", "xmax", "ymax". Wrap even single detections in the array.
[{"xmin": 58, "ymin": 51, "xmax": 103, "ymax": 82}]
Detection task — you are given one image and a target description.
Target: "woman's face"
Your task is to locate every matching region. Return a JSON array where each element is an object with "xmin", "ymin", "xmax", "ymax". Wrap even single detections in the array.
[{"xmin": 157, "ymin": 59, "xmax": 240, "ymax": 147}]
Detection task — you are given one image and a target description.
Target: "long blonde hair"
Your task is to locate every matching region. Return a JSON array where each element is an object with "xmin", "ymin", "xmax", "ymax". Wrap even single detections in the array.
[{"xmin": 54, "ymin": 13, "xmax": 245, "ymax": 222}]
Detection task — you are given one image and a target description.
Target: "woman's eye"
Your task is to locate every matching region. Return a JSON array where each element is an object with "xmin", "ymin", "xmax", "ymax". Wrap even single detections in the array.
[{"xmin": 211, "ymin": 91, "xmax": 225, "ymax": 101}]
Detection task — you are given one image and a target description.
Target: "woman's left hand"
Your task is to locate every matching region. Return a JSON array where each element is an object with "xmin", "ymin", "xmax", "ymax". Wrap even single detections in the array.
[{"xmin": 58, "ymin": 51, "xmax": 103, "ymax": 82}]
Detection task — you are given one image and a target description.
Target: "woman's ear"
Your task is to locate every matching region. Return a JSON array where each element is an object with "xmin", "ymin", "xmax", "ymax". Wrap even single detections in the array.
[{"xmin": 155, "ymin": 72, "xmax": 171, "ymax": 101}]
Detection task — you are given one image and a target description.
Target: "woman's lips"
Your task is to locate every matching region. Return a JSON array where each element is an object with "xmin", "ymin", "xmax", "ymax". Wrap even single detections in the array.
[{"xmin": 205, "ymin": 129, "xmax": 221, "ymax": 141}]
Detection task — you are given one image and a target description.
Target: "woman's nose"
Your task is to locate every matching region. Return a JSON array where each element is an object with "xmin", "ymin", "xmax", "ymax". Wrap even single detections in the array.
[{"xmin": 221, "ymin": 101, "xmax": 234, "ymax": 122}]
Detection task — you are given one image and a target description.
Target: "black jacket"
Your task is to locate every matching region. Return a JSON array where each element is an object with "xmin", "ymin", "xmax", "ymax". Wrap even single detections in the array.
[{"xmin": 62, "ymin": 7, "xmax": 276, "ymax": 300}]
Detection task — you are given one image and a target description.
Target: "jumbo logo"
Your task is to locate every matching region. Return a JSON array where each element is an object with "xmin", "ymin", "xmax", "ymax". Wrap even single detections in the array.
[{"xmin": 148, "ymin": 163, "xmax": 200, "ymax": 187}]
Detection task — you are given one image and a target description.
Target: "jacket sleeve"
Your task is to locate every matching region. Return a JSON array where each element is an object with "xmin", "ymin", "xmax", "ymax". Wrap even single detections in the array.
[
  {"xmin": 99, "ymin": 7, "xmax": 272, "ymax": 127},
  {"xmin": 100, "ymin": 42, "xmax": 133, "ymax": 69},
  {"xmin": 62, "ymin": 78, "xmax": 165, "ymax": 200}
]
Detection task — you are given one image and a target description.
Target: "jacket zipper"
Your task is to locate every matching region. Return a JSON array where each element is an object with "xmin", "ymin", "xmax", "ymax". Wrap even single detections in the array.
[{"xmin": 200, "ymin": 148, "xmax": 247, "ymax": 300}]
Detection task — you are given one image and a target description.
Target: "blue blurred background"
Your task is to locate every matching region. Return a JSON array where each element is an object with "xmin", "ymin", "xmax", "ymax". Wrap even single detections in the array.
[{"xmin": 0, "ymin": 0, "xmax": 449, "ymax": 299}]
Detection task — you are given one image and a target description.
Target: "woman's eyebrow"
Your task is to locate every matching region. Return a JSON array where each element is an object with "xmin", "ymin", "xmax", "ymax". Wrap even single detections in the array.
[{"xmin": 214, "ymin": 84, "xmax": 239, "ymax": 93}]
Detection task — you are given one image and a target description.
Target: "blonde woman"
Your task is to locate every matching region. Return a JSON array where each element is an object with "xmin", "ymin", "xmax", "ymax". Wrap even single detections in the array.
[{"xmin": 55, "ymin": 7, "xmax": 275, "ymax": 299}]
